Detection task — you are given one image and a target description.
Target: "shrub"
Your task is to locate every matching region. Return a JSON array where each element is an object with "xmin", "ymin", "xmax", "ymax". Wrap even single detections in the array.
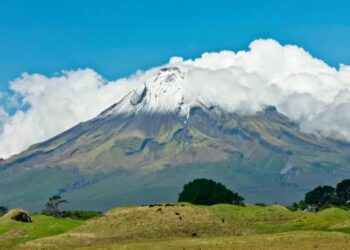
[
  {"xmin": 61, "ymin": 210, "xmax": 102, "ymax": 220},
  {"xmin": 0, "ymin": 206, "xmax": 8, "ymax": 216},
  {"xmin": 255, "ymin": 203, "xmax": 267, "ymax": 207}
]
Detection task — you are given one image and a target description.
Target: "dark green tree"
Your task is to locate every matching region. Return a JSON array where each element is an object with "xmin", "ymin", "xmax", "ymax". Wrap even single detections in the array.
[
  {"xmin": 305, "ymin": 186, "xmax": 335, "ymax": 209},
  {"xmin": 287, "ymin": 202, "xmax": 299, "ymax": 211},
  {"xmin": 0, "ymin": 206, "xmax": 8, "ymax": 216},
  {"xmin": 336, "ymin": 179, "xmax": 350, "ymax": 204},
  {"xmin": 329, "ymin": 194, "xmax": 345, "ymax": 206},
  {"xmin": 42, "ymin": 195, "xmax": 68, "ymax": 218},
  {"xmin": 178, "ymin": 179, "xmax": 244, "ymax": 205},
  {"xmin": 298, "ymin": 200, "xmax": 307, "ymax": 210}
]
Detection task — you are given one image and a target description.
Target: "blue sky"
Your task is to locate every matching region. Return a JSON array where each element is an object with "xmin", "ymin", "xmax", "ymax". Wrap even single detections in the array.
[{"xmin": 1, "ymin": 0, "xmax": 350, "ymax": 93}]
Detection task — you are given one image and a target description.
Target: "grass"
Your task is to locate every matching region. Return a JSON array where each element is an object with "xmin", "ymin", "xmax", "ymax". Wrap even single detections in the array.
[
  {"xmin": 20, "ymin": 203, "xmax": 248, "ymax": 249},
  {"xmin": 205, "ymin": 204, "xmax": 350, "ymax": 234},
  {"xmin": 205, "ymin": 204, "xmax": 301, "ymax": 225},
  {"xmin": 74, "ymin": 231, "xmax": 350, "ymax": 250},
  {"xmin": 283, "ymin": 207, "xmax": 350, "ymax": 232},
  {"xmin": 0, "ymin": 211, "xmax": 83, "ymax": 249},
  {"xmin": 2, "ymin": 204, "xmax": 350, "ymax": 249}
]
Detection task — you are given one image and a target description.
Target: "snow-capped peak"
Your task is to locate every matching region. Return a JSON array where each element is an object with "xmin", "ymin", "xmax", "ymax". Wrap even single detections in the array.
[
  {"xmin": 101, "ymin": 67, "xmax": 191, "ymax": 117},
  {"xmin": 136, "ymin": 67, "xmax": 187, "ymax": 114}
]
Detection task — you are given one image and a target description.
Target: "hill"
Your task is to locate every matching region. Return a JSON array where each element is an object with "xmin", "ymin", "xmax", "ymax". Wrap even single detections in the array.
[
  {"xmin": 0, "ymin": 209, "xmax": 82, "ymax": 249},
  {"xmin": 0, "ymin": 204, "xmax": 345, "ymax": 249}
]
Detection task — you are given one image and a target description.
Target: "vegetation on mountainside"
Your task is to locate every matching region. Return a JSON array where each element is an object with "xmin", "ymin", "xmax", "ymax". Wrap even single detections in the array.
[{"xmin": 178, "ymin": 178, "xmax": 244, "ymax": 205}]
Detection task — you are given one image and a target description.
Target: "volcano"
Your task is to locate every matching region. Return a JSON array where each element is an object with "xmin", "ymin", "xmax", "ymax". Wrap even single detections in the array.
[{"xmin": 1, "ymin": 67, "xmax": 350, "ymax": 211}]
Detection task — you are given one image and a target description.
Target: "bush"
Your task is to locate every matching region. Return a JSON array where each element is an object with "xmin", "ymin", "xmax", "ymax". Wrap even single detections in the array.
[
  {"xmin": 178, "ymin": 178, "xmax": 244, "ymax": 205},
  {"xmin": 255, "ymin": 203, "xmax": 267, "ymax": 207},
  {"xmin": 0, "ymin": 206, "xmax": 8, "ymax": 216},
  {"xmin": 61, "ymin": 210, "xmax": 102, "ymax": 220}
]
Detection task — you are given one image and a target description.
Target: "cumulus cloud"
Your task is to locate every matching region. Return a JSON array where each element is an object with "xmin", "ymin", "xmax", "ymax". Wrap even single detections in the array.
[
  {"xmin": 1, "ymin": 38, "xmax": 350, "ymax": 158},
  {"xmin": 0, "ymin": 69, "xmax": 145, "ymax": 158},
  {"xmin": 173, "ymin": 39, "xmax": 350, "ymax": 141}
]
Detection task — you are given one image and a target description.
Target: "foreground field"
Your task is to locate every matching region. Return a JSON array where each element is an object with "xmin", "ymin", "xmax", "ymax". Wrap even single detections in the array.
[
  {"xmin": 74, "ymin": 231, "xmax": 350, "ymax": 250},
  {"xmin": 2, "ymin": 204, "xmax": 350, "ymax": 249}
]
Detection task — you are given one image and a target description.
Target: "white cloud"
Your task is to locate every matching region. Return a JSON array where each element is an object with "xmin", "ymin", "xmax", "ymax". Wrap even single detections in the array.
[
  {"xmin": 172, "ymin": 39, "xmax": 350, "ymax": 141},
  {"xmin": 0, "ymin": 106, "xmax": 8, "ymax": 132},
  {"xmin": 1, "ymin": 38, "xmax": 350, "ymax": 158},
  {"xmin": 0, "ymin": 69, "xmax": 144, "ymax": 158}
]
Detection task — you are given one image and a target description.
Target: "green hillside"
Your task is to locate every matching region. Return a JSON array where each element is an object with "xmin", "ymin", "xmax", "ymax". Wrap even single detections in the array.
[
  {"xmin": 0, "ymin": 209, "xmax": 82, "ymax": 249},
  {"xmin": 0, "ymin": 204, "xmax": 348, "ymax": 249}
]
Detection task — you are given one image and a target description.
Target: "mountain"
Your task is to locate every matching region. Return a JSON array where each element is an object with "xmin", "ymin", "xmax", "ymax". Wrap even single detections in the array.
[{"xmin": 1, "ymin": 67, "xmax": 350, "ymax": 211}]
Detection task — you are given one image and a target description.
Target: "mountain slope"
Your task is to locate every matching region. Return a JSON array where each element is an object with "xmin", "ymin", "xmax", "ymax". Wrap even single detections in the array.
[{"xmin": 1, "ymin": 67, "xmax": 350, "ymax": 211}]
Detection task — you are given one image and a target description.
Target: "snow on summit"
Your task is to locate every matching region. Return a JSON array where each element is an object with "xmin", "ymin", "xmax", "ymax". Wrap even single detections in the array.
[{"xmin": 101, "ymin": 67, "xmax": 195, "ymax": 117}]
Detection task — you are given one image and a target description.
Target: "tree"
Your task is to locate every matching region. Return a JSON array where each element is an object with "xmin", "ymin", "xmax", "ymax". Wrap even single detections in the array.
[
  {"xmin": 329, "ymin": 194, "xmax": 345, "ymax": 206},
  {"xmin": 298, "ymin": 200, "xmax": 307, "ymax": 210},
  {"xmin": 42, "ymin": 195, "xmax": 68, "ymax": 218},
  {"xmin": 0, "ymin": 206, "xmax": 8, "ymax": 216},
  {"xmin": 305, "ymin": 186, "xmax": 335, "ymax": 209},
  {"xmin": 336, "ymin": 179, "xmax": 350, "ymax": 203},
  {"xmin": 287, "ymin": 202, "xmax": 299, "ymax": 211},
  {"xmin": 178, "ymin": 179, "xmax": 244, "ymax": 205}
]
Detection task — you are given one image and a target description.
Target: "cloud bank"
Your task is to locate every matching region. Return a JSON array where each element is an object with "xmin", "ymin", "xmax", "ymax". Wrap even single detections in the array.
[{"xmin": 1, "ymin": 39, "xmax": 350, "ymax": 158}]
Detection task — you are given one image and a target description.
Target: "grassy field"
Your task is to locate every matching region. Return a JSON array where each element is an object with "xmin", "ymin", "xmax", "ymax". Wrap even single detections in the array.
[
  {"xmin": 2, "ymin": 204, "xmax": 350, "ymax": 249},
  {"xmin": 73, "ymin": 231, "xmax": 350, "ymax": 250},
  {"xmin": 0, "ymin": 209, "xmax": 83, "ymax": 249}
]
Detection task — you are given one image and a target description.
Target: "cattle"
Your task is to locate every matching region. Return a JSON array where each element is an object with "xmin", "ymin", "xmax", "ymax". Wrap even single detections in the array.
[
  {"xmin": 175, "ymin": 212, "xmax": 181, "ymax": 215},
  {"xmin": 191, "ymin": 232, "xmax": 197, "ymax": 237}
]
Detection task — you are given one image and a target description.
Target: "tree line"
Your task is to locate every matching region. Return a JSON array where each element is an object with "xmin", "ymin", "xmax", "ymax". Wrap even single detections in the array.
[
  {"xmin": 0, "ymin": 195, "xmax": 101, "ymax": 220},
  {"xmin": 2, "ymin": 178, "xmax": 350, "ymax": 217},
  {"xmin": 290, "ymin": 179, "xmax": 350, "ymax": 211},
  {"xmin": 42, "ymin": 195, "xmax": 102, "ymax": 219}
]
